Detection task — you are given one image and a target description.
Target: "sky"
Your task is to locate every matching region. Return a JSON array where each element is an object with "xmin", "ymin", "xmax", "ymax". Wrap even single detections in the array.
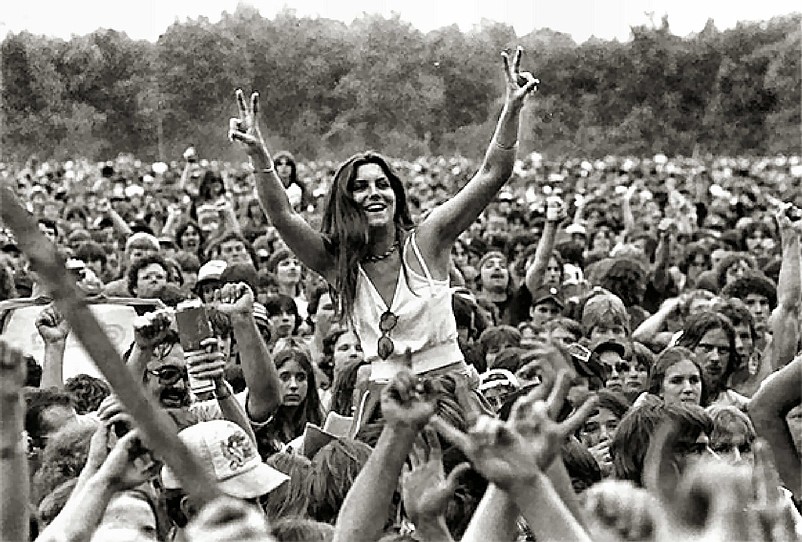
[{"xmin": 1, "ymin": 0, "xmax": 799, "ymax": 44}]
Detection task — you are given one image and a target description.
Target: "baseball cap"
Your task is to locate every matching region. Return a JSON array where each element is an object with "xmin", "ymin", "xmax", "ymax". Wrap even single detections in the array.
[
  {"xmin": 479, "ymin": 369, "xmax": 520, "ymax": 393},
  {"xmin": 197, "ymin": 260, "xmax": 227, "ymax": 284},
  {"xmin": 565, "ymin": 223, "xmax": 587, "ymax": 236},
  {"xmin": 161, "ymin": 420, "xmax": 288, "ymax": 499},
  {"xmin": 591, "ymin": 339, "xmax": 628, "ymax": 358},
  {"xmin": 531, "ymin": 285, "xmax": 564, "ymax": 308}
]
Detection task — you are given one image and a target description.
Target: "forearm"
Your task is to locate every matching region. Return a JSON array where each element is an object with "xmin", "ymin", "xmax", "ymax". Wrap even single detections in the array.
[
  {"xmin": 251, "ymin": 152, "xmax": 295, "ymax": 224},
  {"xmin": 178, "ymin": 162, "xmax": 191, "ymax": 190},
  {"xmin": 632, "ymin": 305, "xmax": 673, "ymax": 343},
  {"xmin": 652, "ymin": 233, "xmax": 671, "ymax": 290},
  {"xmin": 545, "ymin": 459, "xmax": 587, "ymax": 530},
  {"xmin": 1, "ymin": 393, "xmax": 29, "ymax": 542},
  {"xmin": 481, "ymin": 103, "xmax": 521, "ymax": 179},
  {"xmin": 748, "ymin": 358, "xmax": 802, "ymax": 495},
  {"xmin": 161, "ymin": 212, "xmax": 180, "ymax": 238},
  {"xmin": 525, "ymin": 219, "xmax": 557, "ymax": 292},
  {"xmin": 38, "ymin": 474, "xmax": 115, "ymax": 542},
  {"xmin": 231, "ymin": 314, "xmax": 281, "ymax": 422},
  {"xmin": 126, "ymin": 344, "xmax": 153, "ymax": 380},
  {"xmin": 777, "ymin": 227, "xmax": 801, "ymax": 312},
  {"xmin": 510, "ymin": 473, "xmax": 591, "ymax": 542},
  {"xmin": 215, "ymin": 381, "xmax": 257, "ymax": 444},
  {"xmin": 333, "ymin": 425, "xmax": 417, "ymax": 542},
  {"xmin": 621, "ymin": 197, "xmax": 635, "ymax": 234},
  {"xmin": 106, "ymin": 209, "xmax": 133, "ymax": 237},
  {"xmin": 461, "ymin": 484, "xmax": 519, "ymax": 542},
  {"xmin": 41, "ymin": 342, "xmax": 66, "ymax": 388}
]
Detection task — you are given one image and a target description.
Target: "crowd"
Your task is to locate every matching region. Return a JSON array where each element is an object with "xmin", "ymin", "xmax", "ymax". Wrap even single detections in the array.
[{"xmin": 1, "ymin": 49, "xmax": 802, "ymax": 542}]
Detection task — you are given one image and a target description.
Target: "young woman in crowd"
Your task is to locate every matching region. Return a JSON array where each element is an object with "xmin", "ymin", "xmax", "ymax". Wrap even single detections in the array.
[
  {"xmin": 253, "ymin": 348, "xmax": 326, "ymax": 458},
  {"xmin": 229, "ymin": 47, "xmax": 539, "ymax": 390}
]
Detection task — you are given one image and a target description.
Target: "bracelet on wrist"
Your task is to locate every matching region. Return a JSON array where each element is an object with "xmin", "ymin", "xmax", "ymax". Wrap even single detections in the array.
[{"xmin": 494, "ymin": 140, "xmax": 518, "ymax": 152}]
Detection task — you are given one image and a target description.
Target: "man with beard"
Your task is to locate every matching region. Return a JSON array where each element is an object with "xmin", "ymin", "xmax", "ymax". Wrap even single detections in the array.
[{"xmin": 108, "ymin": 309, "xmax": 255, "ymax": 438}]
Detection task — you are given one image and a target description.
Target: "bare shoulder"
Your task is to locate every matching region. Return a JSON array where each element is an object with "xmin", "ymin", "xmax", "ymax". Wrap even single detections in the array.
[{"xmin": 408, "ymin": 222, "xmax": 451, "ymax": 280}]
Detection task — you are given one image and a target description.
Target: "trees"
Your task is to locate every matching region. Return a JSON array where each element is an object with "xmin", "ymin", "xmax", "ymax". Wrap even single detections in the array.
[{"xmin": 1, "ymin": 11, "xmax": 799, "ymax": 161}]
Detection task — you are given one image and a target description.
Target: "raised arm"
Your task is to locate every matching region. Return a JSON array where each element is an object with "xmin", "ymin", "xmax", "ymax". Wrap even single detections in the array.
[
  {"xmin": 36, "ymin": 305, "xmax": 70, "ymax": 388},
  {"xmin": 229, "ymin": 90, "xmax": 334, "ymax": 280},
  {"xmin": 620, "ymin": 185, "xmax": 637, "ymax": 237},
  {"xmin": 37, "ymin": 427, "xmax": 160, "ymax": 542},
  {"xmin": 525, "ymin": 198, "xmax": 562, "ymax": 293},
  {"xmin": 214, "ymin": 283, "xmax": 282, "ymax": 422},
  {"xmin": 417, "ymin": 47, "xmax": 539, "ymax": 259},
  {"xmin": 333, "ymin": 367, "xmax": 436, "ymax": 542},
  {"xmin": 651, "ymin": 221, "xmax": 673, "ymax": 292},
  {"xmin": 749, "ymin": 356, "xmax": 802, "ymax": 496},
  {"xmin": 633, "ymin": 296, "xmax": 681, "ymax": 345},
  {"xmin": 771, "ymin": 212, "xmax": 801, "ymax": 371},
  {"xmin": 0, "ymin": 341, "xmax": 29, "ymax": 542}
]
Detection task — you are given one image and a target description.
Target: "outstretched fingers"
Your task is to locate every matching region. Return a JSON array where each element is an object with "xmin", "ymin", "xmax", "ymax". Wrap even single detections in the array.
[
  {"xmin": 444, "ymin": 462, "xmax": 471, "ymax": 491},
  {"xmin": 561, "ymin": 395, "xmax": 599, "ymax": 436},
  {"xmin": 250, "ymin": 92, "xmax": 259, "ymax": 117},
  {"xmin": 512, "ymin": 46, "xmax": 523, "ymax": 76},
  {"xmin": 519, "ymin": 71, "xmax": 540, "ymax": 93},
  {"xmin": 501, "ymin": 50, "xmax": 514, "ymax": 87},
  {"xmin": 235, "ymin": 89, "xmax": 248, "ymax": 119},
  {"xmin": 431, "ymin": 414, "xmax": 472, "ymax": 457}
]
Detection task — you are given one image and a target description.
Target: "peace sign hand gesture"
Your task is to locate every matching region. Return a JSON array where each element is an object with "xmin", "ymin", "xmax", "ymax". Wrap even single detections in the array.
[
  {"xmin": 432, "ymin": 371, "xmax": 597, "ymax": 493},
  {"xmin": 501, "ymin": 46, "xmax": 539, "ymax": 108},
  {"xmin": 229, "ymin": 90, "xmax": 268, "ymax": 164}
]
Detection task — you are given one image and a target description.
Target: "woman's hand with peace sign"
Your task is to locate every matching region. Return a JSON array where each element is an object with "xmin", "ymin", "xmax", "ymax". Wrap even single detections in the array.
[
  {"xmin": 229, "ymin": 89, "xmax": 269, "ymax": 168},
  {"xmin": 500, "ymin": 46, "xmax": 539, "ymax": 109}
]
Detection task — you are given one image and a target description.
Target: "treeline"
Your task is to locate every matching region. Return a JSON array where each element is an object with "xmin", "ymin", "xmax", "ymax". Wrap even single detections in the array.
[{"xmin": 1, "ymin": 6, "xmax": 799, "ymax": 162}]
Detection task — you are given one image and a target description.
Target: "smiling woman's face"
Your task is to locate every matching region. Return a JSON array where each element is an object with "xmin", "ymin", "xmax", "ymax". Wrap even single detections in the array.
[{"xmin": 349, "ymin": 163, "xmax": 396, "ymax": 229}]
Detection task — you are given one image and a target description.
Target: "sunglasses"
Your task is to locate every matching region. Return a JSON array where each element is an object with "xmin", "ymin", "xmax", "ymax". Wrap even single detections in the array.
[
  {"xmin": 146, "ymin": 365, "xmax": 187, "ymax": 386},
  {"xmin": 377, "ymin": 310, "xmax": 398, "ymax": 360}
]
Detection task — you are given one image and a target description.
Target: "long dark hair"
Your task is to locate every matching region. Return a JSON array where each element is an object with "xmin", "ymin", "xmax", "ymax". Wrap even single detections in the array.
[
  {"xmin": 320, "ymin": 152, "xmax": 414, "ymax": 323},
  {"xmin": 676, "ymin": 311, "xmax": 741, "ymax": 392},
  {"xmin": 648, "ymin": 346, "xmax": 711, "ymax": 407},
  {"xmin": 273, "ymin": 348, "xmax": 325, "ymax": 442}
]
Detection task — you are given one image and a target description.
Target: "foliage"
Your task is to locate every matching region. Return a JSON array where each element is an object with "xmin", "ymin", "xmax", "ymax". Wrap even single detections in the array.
[{"xmin": 1, "ymin": 9, "xmax": 799, "ymax": 162}]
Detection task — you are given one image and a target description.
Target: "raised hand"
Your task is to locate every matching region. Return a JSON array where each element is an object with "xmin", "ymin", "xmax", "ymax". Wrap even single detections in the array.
[
  {"xmin": 401, "ymin": 426, "xmax": 471, "ymax": 525},
  {"xmin": 228, "ymin": 89, "xmax": 266, "ymax": 160},
  {"xmin": 133, "ymin": 309, "xmax": 173, "ymax": 350},
  {"xmin": 432, "ymin": 371, "xmax": 597, "ymax": 492},
  {"xmin": 212, "ymin": 282, "xmax": 254, "ymax": 317},
  {"xmin": 94, "ymin": 427, "xmax": 160, "ymax": 491},
  {"xmin": 185, "ymin": 338, "xmax": 226, "ymax": 386},
  {"xmin": 588, "ymin": 441, "xmax": 614, "ymax": 478},
  {"xmin": 380, "ymin": 351, "xmax": 438, "ymax": 431},
  {"xmin": 36, "ymin": 304, "xmax": 70, "ymax": 344},
  {"xmin": 501, "ymin": 46, "xmax": 539, "ymax": 106},
  {"xmin": 583, "ymin": 480, "xmax": 658, "ymax": 541},
  {"xmin": 644, "ymin": 421, "xmax": 799, "ymax": 541}
]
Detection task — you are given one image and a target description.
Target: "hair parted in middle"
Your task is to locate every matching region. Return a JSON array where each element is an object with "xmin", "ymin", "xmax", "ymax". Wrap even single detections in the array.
[{"xmin": 320, "ymin": 151, "xmax": 414, "ymax": 324}]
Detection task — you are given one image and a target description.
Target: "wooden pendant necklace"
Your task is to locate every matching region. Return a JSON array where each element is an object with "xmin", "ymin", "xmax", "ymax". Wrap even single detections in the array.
[{"xmin": 363, "ymin": 241, "xmax": 399, "ymax": 263}]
